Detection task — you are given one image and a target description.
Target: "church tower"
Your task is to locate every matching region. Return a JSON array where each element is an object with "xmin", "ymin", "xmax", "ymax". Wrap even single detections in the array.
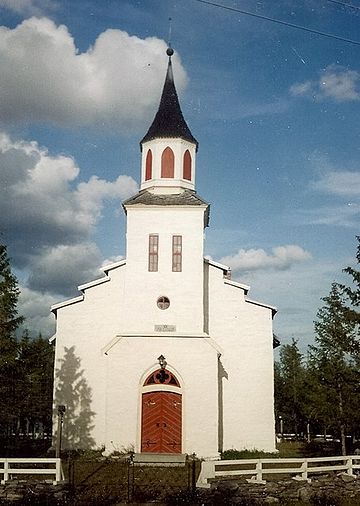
[{"xmin": 122, "ymin": 48, "xmax": 209, "ymax": 336}]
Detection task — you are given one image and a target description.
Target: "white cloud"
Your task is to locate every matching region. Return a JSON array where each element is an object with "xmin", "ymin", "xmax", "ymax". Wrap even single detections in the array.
[
  {"xmin": 311, "ymin": 170, "xmax": 360, "ymax": 197},
  {"xmin": 0, "ymin": 0, "xmax": 57, "ymax": 16},
  {"xmin": 101, "ymin": 255, "xmax": 124, "ymax": 268},
  {"xmin": 18, "ymin": 285, "xmax": 58, "ymax": 338},
  {"xmin": 298, "ymin": 203, "xmax": 360, "ymax": 228},
  {"xmin": 297, "ymin": 162, "xmax": 360, "ymax": 228},
  {"xmin": 219, "ymin": 245, "xmax": 311, "ymax": 273},
  {"xmin": 0, "ymin": 17, "xmax": 187, "ymax": 128},
  {"xmin": 289, "ymin": 81, "xmax": 312, "ymax": 96},
  {"xmin": 290, "ymin": 65, "xmax": 360, "ymax": 102},
  {"xmin": 0, "ymin": 132, "xmax": 137, "ymax": 290}
]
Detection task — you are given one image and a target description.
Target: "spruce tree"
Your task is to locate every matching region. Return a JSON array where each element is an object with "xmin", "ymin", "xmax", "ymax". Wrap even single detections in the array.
[
  {"xmin": 309, "ymin": 283, "xmax": 360, "ymax": 455},
  {"xmin": 341, "ymin": 235, "xmax": 360, "ymax": 330},
  {"xmin": 0, "ymin": 244, "xmax": 24, "ymax": 434},
  {"xmin": 274, "ymin": 339, "xmax": 307, "ymax": 436}
]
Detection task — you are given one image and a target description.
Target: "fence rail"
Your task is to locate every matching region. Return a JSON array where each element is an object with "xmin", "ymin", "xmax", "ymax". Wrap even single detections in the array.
[
  {"xmin": 0, "ymin": 458, "xmax": 63, "ymax": 485},
  {"xmin": 197, "ymin": 455, "xmax": 360, "ymax": 488}
]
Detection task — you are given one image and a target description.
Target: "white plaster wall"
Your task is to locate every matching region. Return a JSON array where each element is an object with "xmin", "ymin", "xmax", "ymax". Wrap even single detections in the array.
[
  {"xmin": 123, "ymin": 206, "xmax": 205, "ymax": 335},
  {"xmin": 207, "ymin": 264, "xmax": 276, "ymax": 453},
  {"xmin": 140, "ymin": 138, "xmax": 196, "ymax": 191},
  {"xmin": 53, "ymin": 265, "xmax": 127, "ymax": 448},
  {"xmin": 103, "ymin": 336, "xmax": 219, "ymax": 458}
]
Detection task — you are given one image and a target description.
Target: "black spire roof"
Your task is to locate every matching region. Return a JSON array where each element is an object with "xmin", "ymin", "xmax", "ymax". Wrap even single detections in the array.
[{"xmin": 141, "ymin": 48, "xmax": 198, "ymax": 150}]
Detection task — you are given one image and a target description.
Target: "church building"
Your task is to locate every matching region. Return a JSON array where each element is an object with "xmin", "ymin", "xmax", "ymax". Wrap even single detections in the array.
[{"xmin": 51, "ymin": 48, "xmax": 277, "ymax": 458}]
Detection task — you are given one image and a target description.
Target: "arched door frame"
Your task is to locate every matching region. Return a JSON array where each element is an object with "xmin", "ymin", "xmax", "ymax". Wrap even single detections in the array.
[{"xmin": 137, "ymin": 364, "xmax": 185, "ymax": 454}]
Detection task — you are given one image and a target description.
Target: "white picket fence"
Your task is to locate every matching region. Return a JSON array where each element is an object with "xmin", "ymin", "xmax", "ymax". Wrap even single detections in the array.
[
  {"xmin": 0, "ymin": 458, "xmax": 64, "ymax": 485},
  {"xmin": 197, "ymin": 455, "xmax": 360, "ymax": 488}
]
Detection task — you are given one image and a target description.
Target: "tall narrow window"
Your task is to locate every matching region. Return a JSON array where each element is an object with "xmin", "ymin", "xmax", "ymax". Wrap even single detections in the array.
[
  {"xmin": 161, "ymin": 147, "xmax": 174, "ymax": 178},
  {"xmin": 145, "ymin": 149, "xmax": 152, "ymax": 181},
  {"xmin": 148, "ymin": 234, "xmax": 158, "ymax": 272},
  {"xmin": 183, "ymin": 150, "xmax": 192, "ymax": 181},
  {"xmin": 172, "ymin": 235, "xmax": 182, "ymax": 272}
]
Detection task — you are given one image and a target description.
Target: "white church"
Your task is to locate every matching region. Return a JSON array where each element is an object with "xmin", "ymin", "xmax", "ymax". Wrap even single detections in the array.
[{"xmin": 51, "ymin": 47, "xmax": 277, "ymax": 459}]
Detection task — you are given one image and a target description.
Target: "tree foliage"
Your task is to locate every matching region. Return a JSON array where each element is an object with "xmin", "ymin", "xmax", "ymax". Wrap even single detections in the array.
[
  {"xmin": 274, "ymin": 339, "xmax": 308, "ymax": 436},
  {"xmin": 308, "ymin": 283, "xmax": 360, "ymax": 455},
  {"xmin": 0, "ymin": 244, "xmax": 54, "ymax": 447},
  {"xmin": 275, "ymin": 237, "xmax": 360, "ymax": 453}
]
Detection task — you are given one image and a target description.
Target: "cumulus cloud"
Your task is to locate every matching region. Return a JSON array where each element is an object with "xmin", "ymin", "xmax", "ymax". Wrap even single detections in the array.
[
  {"xmin": 0, "ymin": 17, "xmax": 187, "ymax": 128},
  {"xmin": 0, "ymin": 0, "xmax": 57, "ymax": 16},
  {"xmin": 290, "ymin": 65, "xmax": 360, "ymax": 102},
  {"xmin": 219, "ymin": 245, "xmax": 311, "ymax": 273},
  {"xmin": 0, "ymin": 132, "xmax": 137, "ymax": 295},
  {"xmin": 101, "ymin": 255, "xmax": 124, "ymax": 268},
  {"xmin": 18, "ymin": 285, "xmax": 58, "ymax": 337}
]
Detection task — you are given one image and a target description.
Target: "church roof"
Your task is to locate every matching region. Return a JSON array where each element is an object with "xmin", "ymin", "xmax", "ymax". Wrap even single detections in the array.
[
  {"xmin": 140, "ymin": 48, "xmax": 198, "ymax": 150},
  {"xmin": 123, "ymin": 189, "xmax": 210, "ymax": 226}
]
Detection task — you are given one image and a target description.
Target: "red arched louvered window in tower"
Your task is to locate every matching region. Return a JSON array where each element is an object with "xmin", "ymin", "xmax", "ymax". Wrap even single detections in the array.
[
  {"xmin": 145, "ymin": 149, "xmax": 152, "ymax": 181},
  {"xmin": 183, "ymin": 150, "xmax": 192, "ymax": 181},
  {"xmin": 161, "ymin": 147, "xmax": 174, "ymax": 178}
]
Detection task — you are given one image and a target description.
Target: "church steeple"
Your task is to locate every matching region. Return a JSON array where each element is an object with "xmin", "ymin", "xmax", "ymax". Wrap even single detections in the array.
[
  {"xmin": 139, "ymin": 48, "xmax": 198, "ymax": 194},
  {"xmin": 141, "ymin": 48, "xmax": 198, "ymax": 149}
]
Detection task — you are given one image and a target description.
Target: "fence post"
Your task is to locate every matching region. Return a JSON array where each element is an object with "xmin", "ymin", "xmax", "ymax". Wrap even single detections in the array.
[
  {"xmin": 127, "ymin": 452, "xmax": 134, "ymax": 502},
  {"xmin": 347, "ymin": 456, "xmax": 353, "ymax": 476},
  {"xmin": 191, "ymin": 453, "xmax": 197, "ymax": 493},
  {"xmin": 196, "ymin": 460, "xmax": 215, "ymax": 488},
  {"xmin": 1, "ymin": 460, "xmax": 8, "ymax": 484},
  {"xmin": 54, "ymin": 458, "xmax": 61, "ymax": 484},
  {"xmin": 301, "ymin": 459, "xmax": 308, "ymax": 480},
  {"xmin": 256, "ymin": 460, "xmax": 262, "ymax": 482}
]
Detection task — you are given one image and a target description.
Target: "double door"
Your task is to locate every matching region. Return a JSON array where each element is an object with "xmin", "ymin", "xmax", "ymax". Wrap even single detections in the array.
[{"xmin": 141, "ymin": 391, "xmax": 182, "ymax": 453}]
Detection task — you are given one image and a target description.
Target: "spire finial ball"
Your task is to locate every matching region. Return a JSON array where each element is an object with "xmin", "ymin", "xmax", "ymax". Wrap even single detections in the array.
[{"xmin": 166, "ymin": 47, "xmax": 174, "ymax": 57}]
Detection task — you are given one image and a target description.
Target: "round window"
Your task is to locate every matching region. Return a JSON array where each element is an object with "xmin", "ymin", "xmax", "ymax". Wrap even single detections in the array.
[{"xmin": 157, "ymin": 296, "xmax": 170, "ymax": 310}]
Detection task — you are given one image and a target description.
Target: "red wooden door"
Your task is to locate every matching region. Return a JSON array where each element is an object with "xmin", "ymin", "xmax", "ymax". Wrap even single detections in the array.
[{"xmin": 141, "ymin": 391, "xmax": 182, "ymax": 453}]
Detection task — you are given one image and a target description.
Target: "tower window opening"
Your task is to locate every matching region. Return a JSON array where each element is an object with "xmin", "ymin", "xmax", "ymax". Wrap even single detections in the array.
[
  {"xmin": 148, "ymin": 234, "xmax": 159, "ymax": 272},
  {"xmin": 172, "ymin": 235, "xmax": 182, "ymax": 272},
  {"xmin": 161, "ymin": 147, "xmax": 175, "ymax": 178},
  {"xmin": 183, "ymin": 150, "xmax": 192, "ymax": 181},
  {"xmin": 145, "ymin": 149, "xmax": 152, "ymax": 181}
]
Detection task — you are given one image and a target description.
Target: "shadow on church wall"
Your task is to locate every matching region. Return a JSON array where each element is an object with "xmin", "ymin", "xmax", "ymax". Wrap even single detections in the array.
[
  {"xmin": 54, "ymin": 346, "xmax": 96, "ymax": 449},
  {"xmin": 218, "ymin": 357, "xmax": 228, "ymax": 454}
]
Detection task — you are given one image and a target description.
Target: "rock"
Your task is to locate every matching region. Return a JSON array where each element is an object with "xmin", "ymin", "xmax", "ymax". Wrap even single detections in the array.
[
  {"xmin": 216, "ymin": 479, "xmax": 239, "ymax": 492},
  {"xmin": 264, "ymin": 496, "xmax": 280, "ymax": 504},
  {"xmin": 297, "ymin": 486, "xmax": 312, "ymax": 502},
  {"xmin": 339, "ymin": 472, "xmax": 357, "ymax": 482},
  {"xmin": 246, "ymin": 476, "xmax": 266, "ymax": 485},
  {"xmin": 292, "ymin": 474, "xmax": 310, "ymax": 482},
  {"xmin": 5, "ymin": 493, "xmax": 23, "ymax": 501}
]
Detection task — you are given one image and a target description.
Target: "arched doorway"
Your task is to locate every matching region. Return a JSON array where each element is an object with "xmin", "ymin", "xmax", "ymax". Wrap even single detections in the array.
[{"xmin": 141, "ymin": 369, "xmax": 182, "ymax": 453}]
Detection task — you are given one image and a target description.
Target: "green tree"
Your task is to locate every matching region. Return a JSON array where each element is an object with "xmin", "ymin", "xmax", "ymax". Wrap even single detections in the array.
[
  {"xmin": 340, "ymin": 236, "xmax": 360, "ymax": 331},
  {"xmin": 0, "ymin": 244, "xmax": 24, "ymax": 433},
  {"xmin": 274, "ymin": 339, "xmax": 307, "ymax": 436},
  {"xmin": 17, "ymin": 332, "xmax": 54, "ymax": 436},
  {"xmin": 308, "ymin": 283, "xmax": 360, "ymax": 455}
]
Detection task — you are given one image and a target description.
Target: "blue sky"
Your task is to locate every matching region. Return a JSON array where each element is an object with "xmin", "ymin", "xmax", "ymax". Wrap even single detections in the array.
[{"xmin": 0, "ymin": 0, "xmax": 359, "ymax": 350}]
